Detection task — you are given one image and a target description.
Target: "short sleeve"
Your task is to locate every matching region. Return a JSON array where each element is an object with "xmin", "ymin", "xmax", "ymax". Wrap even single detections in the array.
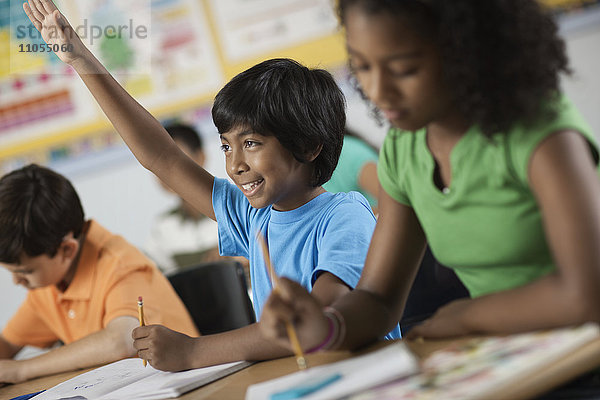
[
  {"xmin": 508, "ymin": 95, "xmax": 599, "ymax": 184},
  {"xmin": 377, "ymin": 129, "xmax": 412, "ymax": 206},
  {"xmin": 212, "ymin": 178, "xmax": 256, "ymax": 258},
  {"xmin": 103, "ymin": 268, "xmax": 152, "ymax": 326},
  {"xmin": 311, "ymin": 193, "xmax": 376, "ymax": 288},
  {"xmin": 2, "ymin": 294, "xmax": 58, "ymax": 348}
]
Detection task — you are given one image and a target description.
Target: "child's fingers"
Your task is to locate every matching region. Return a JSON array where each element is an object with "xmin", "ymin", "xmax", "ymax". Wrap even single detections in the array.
[
  {"xmin": 132, "ymin": 325, "xmax": 151, "ymax": 340},
  {"xmin": 264, "ymin": 290, "xmax": 295, "ymax": 322},
  {"xmin": 277, "ymin": 277, "xmax": 311, "ymax": 303},
  {"xmin": 22, "ymin": 3, "xmax": 42, "ymax": 31},
  {"xmin": 26, "ymin": 0, "xmax": 45, "ymax": 22},
  {"xmin": 31, "ymin": 0, "xmax": 48, "ymax": 17},
  {"xmin": 53, "ymin": 10, "xmax": 67, "ymax": 41},
  {"xmin": 261, "ymin": 294, "xmax": 296, "ymax": 341},
  {"xmin": 38, "ymin": 0, "xmax": 57, "ymax": 14}
]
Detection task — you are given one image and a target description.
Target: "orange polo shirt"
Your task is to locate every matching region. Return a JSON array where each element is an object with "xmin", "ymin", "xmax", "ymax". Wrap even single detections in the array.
[{"xmin": 3, "ymin": 220, "xmax": 198, "ymax": 348}]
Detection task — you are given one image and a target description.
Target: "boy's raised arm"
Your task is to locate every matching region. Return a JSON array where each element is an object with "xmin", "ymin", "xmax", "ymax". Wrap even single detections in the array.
[{"xmin": 23, "ymin": 0, "xmax": 216, "ymax": 220}]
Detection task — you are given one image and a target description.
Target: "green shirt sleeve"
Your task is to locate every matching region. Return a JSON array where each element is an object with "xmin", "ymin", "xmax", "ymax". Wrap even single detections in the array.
[
  {"xmin": 507, "ymin": 95, "xmax": 599, "ymax": 185},
  {"xmin": 377, "ymin": 128, "xmax": 412, "ymax": 206}
]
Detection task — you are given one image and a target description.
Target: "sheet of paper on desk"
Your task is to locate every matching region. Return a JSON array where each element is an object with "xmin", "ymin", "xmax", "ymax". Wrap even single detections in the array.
[
  {"xmin": 245, "ymin": 341, "xmax": 419, "ymax": 400},
  {"xmin": 30, "ymin": 358, "xmax": 251, "ymax": 400}
]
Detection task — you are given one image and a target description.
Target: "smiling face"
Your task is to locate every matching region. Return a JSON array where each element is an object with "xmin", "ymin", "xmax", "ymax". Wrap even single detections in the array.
[
  {"xmin": 220, "ymin": 126, "xmax": 322, "ymax": 211},
  {"xmin": 344, "ymin": 6, "xmax": 453, "ymax": 131}
]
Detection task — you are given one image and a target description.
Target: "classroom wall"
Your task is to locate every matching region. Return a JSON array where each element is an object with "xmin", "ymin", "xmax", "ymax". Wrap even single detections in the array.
[{"xmin": 0, "ymin": 11, "xmax": 599, "ymax": 334}]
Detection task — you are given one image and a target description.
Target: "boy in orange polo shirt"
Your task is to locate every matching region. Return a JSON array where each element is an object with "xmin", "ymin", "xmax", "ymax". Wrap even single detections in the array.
[{"xmin": 0, "ymin": 164, "xmax": 198, "ymax": 384}]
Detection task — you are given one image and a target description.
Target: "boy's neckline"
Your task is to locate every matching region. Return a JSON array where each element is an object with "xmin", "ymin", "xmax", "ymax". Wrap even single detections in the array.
[
  {"xmin": 271, "ymin": 186, "xmax": 326, "ymax": 212},
  {"xmin": 269, "ymin": 190, "xmax": 334, "ymax": 223}
]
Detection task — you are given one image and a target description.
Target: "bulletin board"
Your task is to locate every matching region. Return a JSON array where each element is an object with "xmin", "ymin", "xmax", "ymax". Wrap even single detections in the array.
[{"xmin": 0, "ymin": 0, "xmax": 347, "ymax": 173}]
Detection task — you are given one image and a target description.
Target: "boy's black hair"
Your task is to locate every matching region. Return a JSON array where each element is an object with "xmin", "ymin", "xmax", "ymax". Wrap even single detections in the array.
[
  {"xmin": 164, "ymin": 123, "xmax": 203, "ymax": 151},
  {"xmin": 212, "ymin": 58, "xmax": 346, "ymax": 187},
  {"xmin": 338, "ymin": 0, "xmax": 570, "ymax": 136},
  {"xmin": 0, "ymin": 164, "xmax": 85, "ymax": 264}
]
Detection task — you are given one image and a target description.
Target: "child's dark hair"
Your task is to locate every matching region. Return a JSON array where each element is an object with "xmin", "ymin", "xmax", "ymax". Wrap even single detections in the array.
[
  {"xmin": 0, "ymin": 164, "xmax": 84, "ymax": 263},
  {"xmin": 338, "ymin": 0, "xmax": 570, "ymax": 136},
  {"xmin": 212, "ymin": 58, "xmax": 346, "ymax": 186},
  {"xmin": 164, "ymin": 123, "xmax": 203, "ymax": 151}
]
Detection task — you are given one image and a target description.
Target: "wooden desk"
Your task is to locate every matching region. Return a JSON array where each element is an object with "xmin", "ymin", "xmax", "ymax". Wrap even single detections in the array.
[{"xmin": 2, "ymin": 337, "xmax": 599, "ymax": 400}]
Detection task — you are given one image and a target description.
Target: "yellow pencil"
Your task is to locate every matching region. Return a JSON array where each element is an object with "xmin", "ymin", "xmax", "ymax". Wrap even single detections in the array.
[
  {"xmin": 256, "ymin": 232, "xmax": 308, "ymax": 370},
  {"xmin": 137, "ymin": 296, "xmax": 147, "ymax": 367}
]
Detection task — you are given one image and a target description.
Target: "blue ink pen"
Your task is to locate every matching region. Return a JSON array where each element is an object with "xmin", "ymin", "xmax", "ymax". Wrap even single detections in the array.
[{"xmin": 271, "ymin": 373, "xmax": 342, "ymax": 400}]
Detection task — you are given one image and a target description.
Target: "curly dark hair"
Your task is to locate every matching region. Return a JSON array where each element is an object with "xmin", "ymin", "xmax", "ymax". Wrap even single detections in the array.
[
  {"xmin": 338, "ymin": 0, "xmax": 571, "ymax": 136},
  {"xmin": 212, "ymin": 58, "xmax": 346, "ymax": 186}
]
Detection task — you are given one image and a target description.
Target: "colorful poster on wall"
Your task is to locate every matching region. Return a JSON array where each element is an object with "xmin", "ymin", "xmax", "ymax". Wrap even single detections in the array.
[
  {"xmin": 1, "ymin": 0, "xmax": 98, "ymax": 149},
  {"xmin": 208, "ymin": 0, "xmax": 339, "ymax": 63},
  {"xmin": 73, "ymin": 0, "xmax": 224, "ymax": 110},
  {"xmin": 0, "ymin": 0, "xmax": 224, "ymax": 171},
  {"xmin": 0, "ymin": 0, "xmax": 344, "ymax": 172}
]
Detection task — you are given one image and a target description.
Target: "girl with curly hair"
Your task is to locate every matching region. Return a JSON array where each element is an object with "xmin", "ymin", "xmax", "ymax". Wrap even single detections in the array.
[{"xmin": 260, "ymin": 0, "xmax": 600, "ymax": 349}]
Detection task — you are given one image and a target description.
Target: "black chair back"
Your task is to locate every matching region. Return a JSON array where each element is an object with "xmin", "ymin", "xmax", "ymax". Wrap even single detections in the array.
[{"xmin": 168, "ymin": 260, "xmax": 255, "ymax": 335}]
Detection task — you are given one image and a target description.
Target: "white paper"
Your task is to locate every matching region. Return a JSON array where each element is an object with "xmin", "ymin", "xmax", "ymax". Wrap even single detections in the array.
[
  {"xmin": 31, "ymin": 358, "xmax": 250, "ymax": 400},
  {"xmin": 245, "ymin": 341, "xmax": 419, "ymax": 400}
]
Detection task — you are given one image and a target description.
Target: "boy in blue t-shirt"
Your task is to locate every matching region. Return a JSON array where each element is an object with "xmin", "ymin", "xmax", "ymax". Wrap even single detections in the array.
[{"xmin": 23, "ymin": 0, "xmax": 399, "ymax": 372}]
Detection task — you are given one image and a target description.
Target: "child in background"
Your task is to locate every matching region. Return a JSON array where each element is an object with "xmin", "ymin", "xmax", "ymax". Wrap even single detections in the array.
[
  {"xmin": 323, "ymin": 128, "xmax": 380, "ymax": 212},
  {"xmin": 23, "ymin": 0, "xmax": 400, "ymax": 373},
  {"xmin": 0, "ymin": 165, "xmax": 198, "ymax": 384},
  {"xmin": 144, "ymin": 123, "xmax": 226, "ymax": 274},
  {"xmin": 259, "ymin": 0, "xmax": 600, "ymax": 352}
]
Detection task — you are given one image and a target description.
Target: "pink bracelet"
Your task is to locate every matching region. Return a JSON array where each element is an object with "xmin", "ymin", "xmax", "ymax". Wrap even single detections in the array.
[
  {"xmin": 324, "ymin": 306, "xmax": 346, "ymax": 350},
  {"xmin": 306, "ymin": 311, "xmax": 337, "ymax": 354}
]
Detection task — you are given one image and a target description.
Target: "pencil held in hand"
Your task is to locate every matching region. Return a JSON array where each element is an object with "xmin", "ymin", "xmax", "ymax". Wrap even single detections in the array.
[
  {"xmin": 256, "ymin": 232, "xmax": 307, "ymax": 370},
  {"xmin": 137, "ymin": 296, "xmax": 147, "ymax": 367}
]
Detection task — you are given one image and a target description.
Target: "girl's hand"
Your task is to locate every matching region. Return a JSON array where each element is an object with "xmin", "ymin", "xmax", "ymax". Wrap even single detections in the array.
[
  {"xmin": 405, "ymin": 298, "xmax": 472, "ymax": 340},
  {"xmin": 23, "ymin": 0, "xmax": 88, "ymax": 64},
  {"xmin": 259, "ymin": 278, "xmax": 331, "ymax": 352}
]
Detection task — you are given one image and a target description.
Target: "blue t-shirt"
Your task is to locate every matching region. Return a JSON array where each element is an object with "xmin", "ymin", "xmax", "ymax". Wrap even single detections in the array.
[{"xmin": 212, "ymin": 178, "xmax": 401, "ymax": 340}]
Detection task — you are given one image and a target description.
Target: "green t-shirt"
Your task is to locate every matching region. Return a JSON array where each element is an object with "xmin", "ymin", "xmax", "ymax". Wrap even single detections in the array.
[
  {"xmin": 324, "ymin": 135, "xmax": 379, "ymax": 207},
  {"xmin": 378, "ymin": 96, "xmax": 599, "ymax": 297}
]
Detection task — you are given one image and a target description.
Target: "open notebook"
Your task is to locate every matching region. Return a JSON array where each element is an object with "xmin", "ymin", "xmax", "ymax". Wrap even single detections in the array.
[{"xmin": 30, "ymin": 358, "xmax": 251, "ymax": 400}]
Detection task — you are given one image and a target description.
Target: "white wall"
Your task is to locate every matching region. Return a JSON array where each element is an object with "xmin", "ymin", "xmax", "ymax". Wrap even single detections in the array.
[
  {"xmin": 1, "ymin": 20, "xmax": 599, "ymax": 332},
  {"xmin": 560, "ymin": 25, "xmax": 600, "ymax": 142}
]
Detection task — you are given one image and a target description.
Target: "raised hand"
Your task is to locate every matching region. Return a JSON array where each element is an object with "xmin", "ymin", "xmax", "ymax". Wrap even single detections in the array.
[
  {"xmin": 259, "ymin": 278, "xmax": 331, "ymax": 352},
  {"xmin": 23, "ymin": 0, "xmax": 88, "ymax": 64}
]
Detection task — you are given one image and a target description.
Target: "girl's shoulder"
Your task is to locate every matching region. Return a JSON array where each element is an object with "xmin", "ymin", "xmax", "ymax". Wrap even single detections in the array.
[{"xmin": 502, "ymin": 95, "xmax": 598, "ymax": 184}]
